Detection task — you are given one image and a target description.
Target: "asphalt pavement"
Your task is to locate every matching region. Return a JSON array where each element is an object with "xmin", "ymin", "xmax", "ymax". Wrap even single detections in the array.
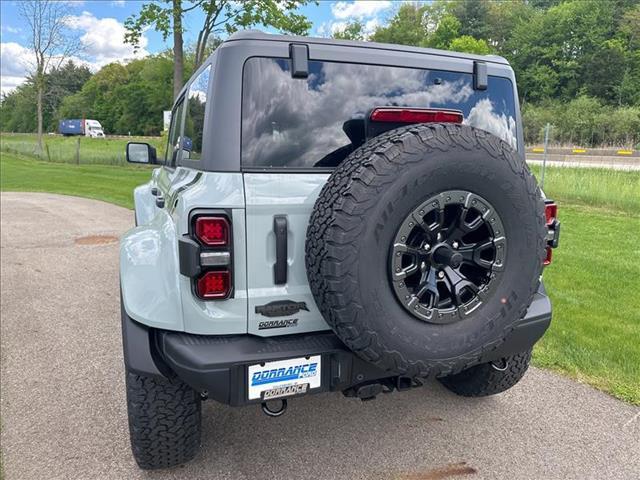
[{"xmin": 1, "ymin": 192, "xmax": 639, "ymax": 480}]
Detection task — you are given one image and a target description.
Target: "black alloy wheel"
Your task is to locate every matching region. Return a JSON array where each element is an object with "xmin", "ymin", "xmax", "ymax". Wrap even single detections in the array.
[{"xmin": 390, "ymin": 190, "xmax": 506, "ymax": 324}]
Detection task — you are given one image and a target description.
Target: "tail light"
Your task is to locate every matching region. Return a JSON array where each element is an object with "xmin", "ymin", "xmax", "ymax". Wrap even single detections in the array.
[
  {"xmin": 196, "ymin": 270, "xmax": 231, "ymax": 299},
  {"xmin": 195, "ymin": 216, "xmax": 229, "ymax": 246},
  {"xmin": 178, "ymin": 212, "xmax": 233, "ymax": 300},
  {"xmin": 544, "ymin": 201, "xmax": 560, "ymax": 266},
  {"xmin": 369, "ymin": 108, "xmax": 463, "ymax": 124}
]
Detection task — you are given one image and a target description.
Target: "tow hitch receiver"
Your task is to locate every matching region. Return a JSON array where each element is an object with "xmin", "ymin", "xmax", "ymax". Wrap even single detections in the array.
[{"xmin": 261, "ymin": 399, "xmax": 288, "ymax": 417}]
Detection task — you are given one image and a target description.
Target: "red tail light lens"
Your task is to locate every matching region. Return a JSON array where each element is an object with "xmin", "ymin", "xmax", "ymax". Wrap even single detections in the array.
[
  {"xmin": 544, "ymin": 201, "xmax": 559, "ymax": 266},
  {"xmin": 195, "ymin": 216, "xmax": 229, "ymax": 246},
  {"xmin": 545, "ymin": 203, "xmax": 558, "ymax": 224},
  {"xmin": 197, "ymin": 270, "xmax": 231, "ymax": 299},
  {"xmin": 370, "ymin": 108, "xmax": 464, "ymax": 124}
]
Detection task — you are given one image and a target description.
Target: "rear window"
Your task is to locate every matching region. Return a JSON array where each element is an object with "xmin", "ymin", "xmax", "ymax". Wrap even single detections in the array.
[{"xmin": 242, "ymin": 58, "xmax": 518, "ymax": 169}]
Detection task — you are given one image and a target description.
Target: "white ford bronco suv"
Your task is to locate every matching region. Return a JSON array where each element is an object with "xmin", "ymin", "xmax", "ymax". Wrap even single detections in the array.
[{"xmin": 121, "ymin": 31, "xmax": 560, "ymax": 469}]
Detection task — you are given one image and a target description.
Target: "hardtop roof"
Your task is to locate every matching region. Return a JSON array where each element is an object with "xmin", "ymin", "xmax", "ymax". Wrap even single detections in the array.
[{"xmin": 223, "ymin": 30, "xmax": 510, "ymax": 66}]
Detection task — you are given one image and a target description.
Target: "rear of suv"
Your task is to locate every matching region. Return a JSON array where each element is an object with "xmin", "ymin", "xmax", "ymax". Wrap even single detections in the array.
[{"xmin": 121, "ymin": 31, "xmax": 560, "ymax": 469}]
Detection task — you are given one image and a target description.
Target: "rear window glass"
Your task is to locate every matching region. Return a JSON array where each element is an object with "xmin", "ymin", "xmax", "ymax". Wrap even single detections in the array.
[{"xmin": 242, "ymin": 58, "xmax": 518, "ymax": 169}]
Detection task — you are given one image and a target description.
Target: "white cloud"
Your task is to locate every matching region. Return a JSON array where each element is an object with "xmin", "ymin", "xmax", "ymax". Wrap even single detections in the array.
[
  {"xmin": 331, "ymin": 1, "xmax": 392, "ymax": 20},
  {"xmin": 0, "ymin": 42, "xmax": 34, "ymax": 95},
  {"xmin": 465, "ymin": 98, "xmax": 517, "ymax": 148},
  {"xmin": 1, "ymin": 12, "xmax": 148, "ymax": 95},
  {"xmin": 111, "ymin": 0, "xmax": 126, "ymax": 6},
  {"xmin": 65, "ymin": 11, "xmax": 148, "ymax": 68},
  {"xmin": 0, "ymin": 41, "xmax": 92, "ymax": 95},
  {"xmin": 317, "ymin": 17, "xmax": 381, "ymax": 39},
  {"xmin": 317, "ymin": 21, "xmax": 346, "ymax": 37},
  {"xmin": 363, "ymin": 18, "xmax": 381, "ymax": 35},
  {"xmin": 318, "ymin": 1, "xmax": 393, "ymax": 39},
  {"xmin": 1, "ymin": 25, "xmax": 21, "ymax": 34}
]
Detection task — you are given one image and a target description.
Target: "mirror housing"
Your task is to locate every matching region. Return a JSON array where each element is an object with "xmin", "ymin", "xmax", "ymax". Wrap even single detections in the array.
[{"xmin": 126, "ymin": 142, "xmax": 157, "ymax": 164}]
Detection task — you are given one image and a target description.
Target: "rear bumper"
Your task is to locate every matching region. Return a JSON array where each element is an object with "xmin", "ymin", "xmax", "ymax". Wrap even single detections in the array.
[{"xmin": 122, "ymin": 284, "xmax": 551, "ymax": 406}]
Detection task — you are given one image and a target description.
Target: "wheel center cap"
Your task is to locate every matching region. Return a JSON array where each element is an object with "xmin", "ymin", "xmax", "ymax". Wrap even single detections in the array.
[{"xmin": 431, "ymin": 244, "xmax": 463, "ymax": 268}]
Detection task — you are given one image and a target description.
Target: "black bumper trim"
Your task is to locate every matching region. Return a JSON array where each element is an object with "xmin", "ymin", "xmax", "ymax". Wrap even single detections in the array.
[
  {"xmin": 156, "ymin": 288, "xmax": 550, "ymax": 406},
  {"xmin": 123, "ymin": 285, "xmax": 551, "ymax": 407}
]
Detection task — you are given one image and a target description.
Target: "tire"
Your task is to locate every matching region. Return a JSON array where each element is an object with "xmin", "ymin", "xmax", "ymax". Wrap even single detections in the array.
[
  {"xmin": 125, "ymin": 369, "xmax": 201, "ymax": 469},
  {"xmin": 439, "ymin": 349, "xmax": 532, "ymax": 396},
  {"xmin": 306, "ymin": 123, "xmax": 546, "ymax": 378}
]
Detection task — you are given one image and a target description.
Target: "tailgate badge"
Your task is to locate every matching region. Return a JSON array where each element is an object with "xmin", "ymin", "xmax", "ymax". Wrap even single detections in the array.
[{"xmin": 255, "ymin": 300, "xmax": 309, "ymax": 318}]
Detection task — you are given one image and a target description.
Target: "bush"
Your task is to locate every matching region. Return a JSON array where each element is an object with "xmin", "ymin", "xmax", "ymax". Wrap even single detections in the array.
[{"xmin": 522, "ymin": 96, "xmax": 640, "ymax": 147}]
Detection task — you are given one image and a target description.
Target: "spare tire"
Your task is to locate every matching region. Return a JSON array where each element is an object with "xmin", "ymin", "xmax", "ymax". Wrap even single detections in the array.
[{"xmin": 305, "ymin": 123, "xmax": 546, "ymax": 378}]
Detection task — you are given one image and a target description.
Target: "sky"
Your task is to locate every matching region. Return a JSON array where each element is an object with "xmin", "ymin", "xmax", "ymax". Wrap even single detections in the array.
[{"xmin": 0, "ymin": 0, "xmax": 399, "ymax": 95}]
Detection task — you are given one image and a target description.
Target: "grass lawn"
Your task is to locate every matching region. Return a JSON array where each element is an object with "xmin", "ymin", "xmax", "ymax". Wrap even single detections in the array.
[
  {"xmin": 1, "ymin": 152, "xmax": 639, "ymax": 404},
  {"xmin": 536, "ymin": 204, "xmax": 640, "ymax": 404},
  {"xmin": 0, "ymin": 152, "xmax": 152, "ymax": 209},
  {"xmin": 530, "ymin": 164, "xmax": 640, "ymax": 213},
  {"xmin": 1, "ymin": 132, "xmax": 164, "ymax": 166}
]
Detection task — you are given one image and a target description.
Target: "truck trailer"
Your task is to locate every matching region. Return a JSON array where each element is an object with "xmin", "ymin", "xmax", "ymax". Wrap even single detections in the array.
[{"xmin": 58, "ymin": 119, "xmax": 105, "ymax": 138}]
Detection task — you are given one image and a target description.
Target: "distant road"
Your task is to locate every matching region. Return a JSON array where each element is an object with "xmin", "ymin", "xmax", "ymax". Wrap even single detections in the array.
[
  {"xmin": 526, "ymin": 146, "xmax": 639, "ymax": 170},
  {"xmin": 526, "ymin": 146, "xmax": 639, "ymax": 158}
]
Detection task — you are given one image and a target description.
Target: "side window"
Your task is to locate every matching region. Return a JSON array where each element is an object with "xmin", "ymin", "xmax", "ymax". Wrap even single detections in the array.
[
  {"xmin": 165, "ymin": 98, "xmax": 185, "ymax": 166},
  {"xmin": 182, "ymin": 65, "xmax": 211, "ymax": 162}
]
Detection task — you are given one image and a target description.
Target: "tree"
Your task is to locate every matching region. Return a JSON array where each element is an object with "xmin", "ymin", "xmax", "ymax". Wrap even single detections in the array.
[
  {"xmin": 44, "ymin": 61, "xmax": 92, "ymax": 131},
  {"xmin": 125, "ymin": 0, "xmax": 312, "ymax": 100},
  {"xmin": 448, "ymin": 35, "xmax": 491, "ymax": 55},
  {"xmin": 428, "ymin": 13, "xmax": 460, "ymax": 50},
  {"xmin": 370, "ymin": 3, "xmax": 429, "ymax": 46},
  {"xmin": 448, "ymin": 0, "xmax": 490, "ymax": 41},
  {"xmin": 332, "ymin": 21, "xmax": 365, "ymax": 41},
  {"xmin": 58, "ymin": 54, "xmax": 177, "ymax": 136},
  {"xmin": 18, "ymin": 0, "xmax": 79, "ymax": 151}
]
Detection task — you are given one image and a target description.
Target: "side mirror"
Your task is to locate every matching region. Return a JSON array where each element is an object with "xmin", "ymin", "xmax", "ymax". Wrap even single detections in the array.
[{"xmin": 126, "ymin": 142, "xmax": 157, "ymax": 164}]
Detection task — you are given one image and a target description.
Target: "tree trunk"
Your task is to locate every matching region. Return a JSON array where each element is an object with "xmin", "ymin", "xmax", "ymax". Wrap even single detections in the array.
[
  {"xmin": 172, "ymin": 0, "xmax": 184, "ymax": 100},
  {"xmin": 195, "ymin": 30, "xmax": 204, "ymax": 69},
  {"xmin": 36, "ymin": 73, "xmax": 44, "ymax": 153}
]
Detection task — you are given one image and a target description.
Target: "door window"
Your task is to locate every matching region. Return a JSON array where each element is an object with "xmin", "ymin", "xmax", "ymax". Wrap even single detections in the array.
[
  {"xmin": 165, "ymin": 97, "xmax": 185, "ymax": 167},
  {"xmin": 182, "ymin": 65, "xmax": 211, "ymax": 162}
]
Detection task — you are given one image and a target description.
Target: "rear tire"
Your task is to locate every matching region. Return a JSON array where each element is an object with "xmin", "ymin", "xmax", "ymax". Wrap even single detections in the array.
[
  {"xmin": 125, "ymin": 369, "xmax": 201, "ymax": 469},
  {"xmin": 438, "ymin": 349, "xmax": 532, "ymax": 397}
]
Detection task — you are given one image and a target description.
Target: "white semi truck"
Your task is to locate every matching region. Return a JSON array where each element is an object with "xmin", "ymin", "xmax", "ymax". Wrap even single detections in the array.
[{"xmin": 58, "ymin": 119, "xmax": 106, "ymax": 138}]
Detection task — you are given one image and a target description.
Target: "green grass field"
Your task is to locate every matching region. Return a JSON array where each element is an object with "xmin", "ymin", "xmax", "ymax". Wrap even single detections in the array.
[
  {"xmin": 0, "ymin": 132, "xmax": 165, "ymax": 166},
  {"xmin": 1, "ymin": 150, "xmax": 639, "ymax": 404},
  {"xmin": 535, "ymin": 204, "xmax": 639, "ymax": 403},
  {"xmin": 0, "ymin": 152, "xmax": 151, "ymax": 208},
  {"xmin": 530, "ymin": 164, "xmax": 640, "ymax": 213}
]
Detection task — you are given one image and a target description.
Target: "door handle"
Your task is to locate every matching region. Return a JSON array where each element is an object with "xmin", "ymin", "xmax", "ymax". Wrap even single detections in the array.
[
  {"xmin": 151, "ymin": 187, "xmax": 159, "ymax": 196},
  {"xmin": 273, "ymin": 215, "xmax": 288, "ymax": 285},
  {"xmin": 155, "ymin": 196, "xmax": 165, "ymax": 208}
]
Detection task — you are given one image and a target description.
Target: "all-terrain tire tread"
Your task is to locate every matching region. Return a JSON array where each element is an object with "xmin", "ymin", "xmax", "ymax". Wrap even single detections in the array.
[
  {"xmin": 305, "ymin": 124, "xmax": 546, "ymax": 378},
  {"xmin": 439, "ymin": 349, "xmax": 532, "ymax": 396},
  {"xmin": 125, "ymin": 371, "xmax": 201, "ymax": 470}
]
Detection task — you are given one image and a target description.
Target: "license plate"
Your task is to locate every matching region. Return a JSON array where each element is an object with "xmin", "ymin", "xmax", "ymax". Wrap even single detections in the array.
[{"xmin": 247, "ymin": 355, "xmax": 321, "ymax": 400}]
